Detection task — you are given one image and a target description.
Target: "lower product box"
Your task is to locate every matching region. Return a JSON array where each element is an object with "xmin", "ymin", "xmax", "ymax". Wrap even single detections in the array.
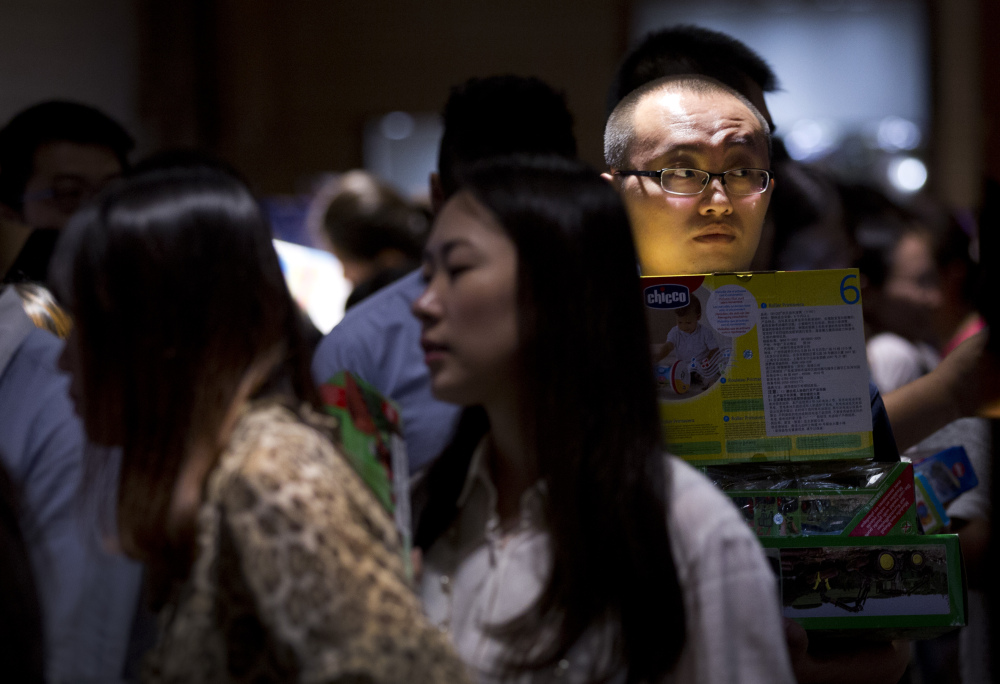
[
  {"xmin": 761, "ymin": 534, "xmax": 967, "ymax": 640},
  {"xmin": 704, "ymin": 460, "xmax": 919, "ymax": 537}
]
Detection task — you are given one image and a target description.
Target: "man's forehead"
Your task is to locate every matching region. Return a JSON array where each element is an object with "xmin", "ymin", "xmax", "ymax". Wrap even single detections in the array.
[{"xmin": 629, "ymin": 88, "xmax": 768, "ymax": 165}]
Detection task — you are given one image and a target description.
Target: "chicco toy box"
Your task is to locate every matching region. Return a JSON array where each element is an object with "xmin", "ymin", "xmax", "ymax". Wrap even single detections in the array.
[
  {"xmin": 704, "ymin": 461, "xmax": 920, "ymax": 538},
  {"xmin": 762, "ymin": 534, "xmax": 967, "ymax": 639},
  {"xmin": 642, "ymin": 269, "xmax": 873, "ymax": 465}
]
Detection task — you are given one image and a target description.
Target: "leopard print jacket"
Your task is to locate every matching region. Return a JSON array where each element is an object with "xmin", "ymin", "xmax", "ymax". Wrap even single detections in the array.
[{"xmin": 143, "ymin": 401, "xmax": 470, "ymax": 683}]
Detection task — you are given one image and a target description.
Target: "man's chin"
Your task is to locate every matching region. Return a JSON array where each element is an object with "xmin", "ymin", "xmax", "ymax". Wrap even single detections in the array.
[
  {"xmin": 638, "ymin": 242, "xmax": 758, "ymax": 274},
  {"xmin": 688, "ymin": 244, "xmax": 755, "ymax": 274}
]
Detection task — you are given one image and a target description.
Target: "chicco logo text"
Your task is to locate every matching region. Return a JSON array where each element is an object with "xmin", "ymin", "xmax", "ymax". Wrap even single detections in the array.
[{"xmin": 644, "ymin": 284, "xmax": 690, "ymax": 309}]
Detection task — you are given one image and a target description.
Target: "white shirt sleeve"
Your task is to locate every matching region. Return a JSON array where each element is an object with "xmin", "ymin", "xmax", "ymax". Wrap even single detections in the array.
[
  {"xmin": 867, "ymin": 333, "xmax": 938, "ymax": 393},
  {"xmin": 666, "ymin": 457, "xmax": 795, "ymax": 684}
]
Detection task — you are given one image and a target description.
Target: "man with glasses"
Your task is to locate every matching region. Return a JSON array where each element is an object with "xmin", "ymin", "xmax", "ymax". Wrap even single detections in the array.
[
  {"xmin": 604, "ymin": 74, "xmax": 919, "ymax": 684},
  {"xmin": 0, "ymin": 100, "xmax": 133, "ymax": 283}
]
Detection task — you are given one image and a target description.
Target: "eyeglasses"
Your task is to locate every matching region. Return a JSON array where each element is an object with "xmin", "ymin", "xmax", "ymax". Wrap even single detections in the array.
[{"xmin": 614, "ymin": 167, "xmax": 772, "ymax": 196}]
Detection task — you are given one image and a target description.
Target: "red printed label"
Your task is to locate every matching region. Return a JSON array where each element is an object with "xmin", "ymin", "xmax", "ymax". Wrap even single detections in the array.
[{"xmin": 849, "ymin": 464, "xmax": 915, "ymax": 536}]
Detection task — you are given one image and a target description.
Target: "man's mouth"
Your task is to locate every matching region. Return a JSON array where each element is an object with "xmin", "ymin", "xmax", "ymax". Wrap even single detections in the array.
[
  {"xmin": 693, "ymin": 225, "xmax": 738, "ymax": 244},
  {"xmin": 693, "ymin": 233, "xmax": 736, "ymax": 244}
]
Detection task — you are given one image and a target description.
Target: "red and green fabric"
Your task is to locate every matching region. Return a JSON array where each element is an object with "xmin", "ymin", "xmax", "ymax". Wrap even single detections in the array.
[{"xmin": 318, "ymin": 371, "xmax": 402, "ymax": 514}]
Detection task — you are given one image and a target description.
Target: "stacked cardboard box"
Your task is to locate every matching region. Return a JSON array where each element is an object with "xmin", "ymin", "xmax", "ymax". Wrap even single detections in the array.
[{"xmin": 643, "ymin": 270, "xmax": 966, "ymax": 638}]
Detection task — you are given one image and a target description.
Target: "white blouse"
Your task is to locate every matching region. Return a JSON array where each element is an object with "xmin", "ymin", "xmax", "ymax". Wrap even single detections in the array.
[{"xmin": 419, "ymin": 441, "xmax": 796, "ymax": 683}]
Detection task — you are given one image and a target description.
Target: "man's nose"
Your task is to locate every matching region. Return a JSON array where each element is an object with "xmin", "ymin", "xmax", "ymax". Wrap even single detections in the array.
[{"xmin": 698, "ymin": 178, "xmax": 733, "ymax": 215}]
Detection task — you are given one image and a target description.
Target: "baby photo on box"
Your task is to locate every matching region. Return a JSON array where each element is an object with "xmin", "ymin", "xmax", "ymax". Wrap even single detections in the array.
[{"xmin": 646, "ymin": 283, "xmax": 733, "ymax": 399}]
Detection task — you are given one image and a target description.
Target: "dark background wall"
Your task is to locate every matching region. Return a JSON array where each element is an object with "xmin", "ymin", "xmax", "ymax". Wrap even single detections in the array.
[
  {"xmin": 137, "ymin": 0, "xmax": 629, "ymax": 195},
  {"xmin": 2, "ymin": 0, "xmax": 998, "ymax": 203}
]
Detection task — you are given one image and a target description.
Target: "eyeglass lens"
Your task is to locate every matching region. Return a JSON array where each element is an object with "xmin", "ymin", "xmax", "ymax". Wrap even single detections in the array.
[{"xmin": 660, "ymin": 168, "xmax": 769, "ymax": 196}]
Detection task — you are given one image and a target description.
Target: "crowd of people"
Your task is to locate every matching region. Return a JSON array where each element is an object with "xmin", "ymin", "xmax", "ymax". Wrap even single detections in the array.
[{"xmin": 0, "ymin": 23, "xmax": 994, "ymax": 684}]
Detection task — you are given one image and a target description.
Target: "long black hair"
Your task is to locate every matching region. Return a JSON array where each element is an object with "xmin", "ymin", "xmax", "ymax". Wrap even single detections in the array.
[
  {"xmin": 51, "ymin": 164, "xmax": 317, "ymax": 594},
  {"xmin": 415, "ymin": 155, "xmax": 685, "ymax": 682}
]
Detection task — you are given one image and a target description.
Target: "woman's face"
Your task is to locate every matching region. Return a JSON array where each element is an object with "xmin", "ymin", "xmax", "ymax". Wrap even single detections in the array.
[
  {"xmin": 412, "ymin": 192, "xmax": 520, "ymax": 406},
  {"xmin": 880, "ymin": 233, "xmax": 942, "ymax": 342}
]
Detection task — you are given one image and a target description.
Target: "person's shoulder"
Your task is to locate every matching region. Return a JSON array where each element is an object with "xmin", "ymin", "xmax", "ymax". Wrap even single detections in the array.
[
  {"xmin": 665, "ymin": 455, "xmax": 733, "ymax": 518},
  {"xmin": 225, "ymin": 402, "xmax": 339, "ymax": 475},
  {"xmin": 331, "ymin": 269, "xmax": 423, "ymax": 334},
  {"xmin": 10, "ymin": 327, "xmax": 64, "ymax": 372},
  {"xmin": 313, "ymin": 270, "xmax": 423, "ymax": 382},
  {"xmin": 867, "ymin": 332, "xmax": 924, "ymax": 368},
  {"xmin": 0, "ymin": 327, "xmax": 72, "ymax": 416},
  {"xmin": 217, "ymin": 401, "xmax": 398, "ymax": 541},
  {"xmin": 867, "ymin": 331, "xmax": 913, "ymax": 353},
  {"xmin": 664, "ymin": 455, "xmax": 757, "ymax": 558}
]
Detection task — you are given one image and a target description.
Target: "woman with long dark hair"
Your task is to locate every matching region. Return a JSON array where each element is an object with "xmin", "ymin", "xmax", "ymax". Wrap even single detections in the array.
[
  {"xmin": 413, "ymin": 156, "xmax": 794, "ymax": 683},
  {"xmin": 51, "ymin": 164, "xmax": 469, "ymax": 683}
]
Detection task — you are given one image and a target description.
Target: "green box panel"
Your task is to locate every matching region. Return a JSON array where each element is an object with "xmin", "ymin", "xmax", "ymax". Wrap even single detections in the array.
[
  {"xmin": 725, "ymin": 438, "xmax": 793, "ymax": 454},
  {"xmin": 666, "ymin": 441, "xmax": 723, "ymax": 456},
  {"xmin": 722, "ymin": 398, "xmax": 765, "ymax": 412},
  {"xmin": 795, "ymin": 435, "xmax": 864, "ymax": 450}
]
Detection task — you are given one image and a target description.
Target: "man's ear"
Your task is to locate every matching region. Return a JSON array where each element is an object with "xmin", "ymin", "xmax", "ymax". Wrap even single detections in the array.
[
  {"xmin": 600, "ymin": 171, "xmax": 615, "ymax": 185},
  {"xmin": 429, "ymin": 172, "xmax": 445, "ymax": 214}
]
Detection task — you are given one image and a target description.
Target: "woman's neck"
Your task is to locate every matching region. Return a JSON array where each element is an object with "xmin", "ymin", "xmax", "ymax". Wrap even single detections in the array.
[{"xmin": 483, "ymin": 397, "xmax": 537, "ymax": 526}]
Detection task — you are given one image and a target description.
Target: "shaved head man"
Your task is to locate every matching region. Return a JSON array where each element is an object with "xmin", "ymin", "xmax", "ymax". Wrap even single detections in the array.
[{"xmin": 604, "ymin": 76, "xmax": 772, "ymax": 275}]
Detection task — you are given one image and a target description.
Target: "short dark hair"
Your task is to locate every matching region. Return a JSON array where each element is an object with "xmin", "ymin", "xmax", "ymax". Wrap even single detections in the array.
[
  {"xmin": 416, "ymin": 155, "xmax": 685, "ymax": 683},
  {"xmin": 606, "ymin": 24, "xmax": 779, "ymax": 117},
  {"xmin": 437, "ymin": 76, "xmax": 577, "ymax": 198},
  {"xmin": 51, "ymin": 164, "xmax": 316, "ymax": 588},
  {"xmin": 0, "ymin": 101, "xmax": 134, "ymax": 211},
  {"xmin": 604, "ymin": 75, "xmax": 771, "ymax": 170}
]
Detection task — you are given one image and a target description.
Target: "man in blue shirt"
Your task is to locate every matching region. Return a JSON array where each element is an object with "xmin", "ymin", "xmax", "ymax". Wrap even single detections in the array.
[
  {"xmin": 0, "ymin": 285, "xmax": 142, "ymax": 683},
  {"xmin": 313, "ymin": 75, "xmax": 579, "ymax": 473}
]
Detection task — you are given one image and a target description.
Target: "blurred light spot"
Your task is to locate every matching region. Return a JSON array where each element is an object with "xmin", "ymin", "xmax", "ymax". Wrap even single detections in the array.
[
  {"xmin": 877, "ymin": 117, "xmax": 921, "ymax": 151},
  {"xmin": 784, "ymin": 119, "xmax": 836, "ymax": 161},
  {"xmin": 380, "ymin": 111, "xmax": 415, "ymax": 141},
  {"xmin": 888, "ymin": 156, "xmax": 927, "ymax": 193}
]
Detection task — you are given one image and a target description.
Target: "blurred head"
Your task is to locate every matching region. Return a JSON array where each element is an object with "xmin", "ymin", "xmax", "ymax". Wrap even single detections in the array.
[
  {"xmin": 414, "ymin": 155, "xmax": 684, "ymax": 682},
  {"xmin": 851, "ymin": 188, "xmax": 941, "ymax": 342},
  {"xmin": 0, "ymin": 101, "xmax": 133, "ymax": 230},
  {"xmin": 316, "ymin": 170, "xmax": 428, "ymax": 286},
  {"xmin": 52, "ymin": 164, "xmax": 314, "ymax": 569},
  {"xmin": 605, "ymin": 76, "xmax": 773, "ymax": 275},
  {"xmin": 606, "ymin": 25, "xmax": 779, "ymax": 126},
  {"xmin": 434, "ymin": 75, "xmax": 577, "ymax": 209},
  {"xmin": 864, "ymin": 230, "xmax": 941, "ymax": 343}
]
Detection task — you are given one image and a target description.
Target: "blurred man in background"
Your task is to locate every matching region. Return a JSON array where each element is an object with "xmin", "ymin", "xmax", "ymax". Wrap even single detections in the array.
[{"xmin": 0, "ymin": 100, "xmax": 132, "ymax": 283}]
